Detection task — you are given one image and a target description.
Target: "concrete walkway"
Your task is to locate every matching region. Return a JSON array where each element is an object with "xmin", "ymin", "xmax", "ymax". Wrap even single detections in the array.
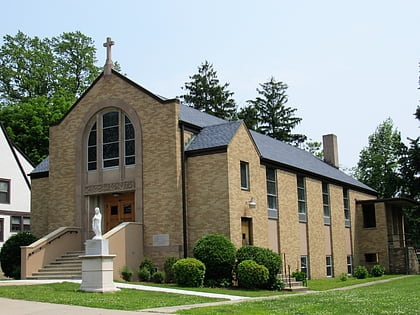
[{"xmin": 0, "ymin": 276, "xmax": 414, "ymax": 314}]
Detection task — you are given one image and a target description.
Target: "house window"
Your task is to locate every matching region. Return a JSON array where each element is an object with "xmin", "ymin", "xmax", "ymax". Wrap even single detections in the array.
[
  {"xmin": 0, "ymin": 219, "xmax": 4, "ymax": 242},
  {"xmin": 301, "ymin": 255, "xmax": 308, "ymax": 276},
  {"xmin": 87, "ymin": 110, "xmax": 135, "ymax": 171},
  {"xmin": 266, "ymin": 167, "xmax": 278, "ymax": 219},
  {"xmin": 0, "ymin": 180, "xmax": 10, "ymax": 204},
  {"xmin": 240, "ymin": 161, "xmax": 249, "ymax": 190},
  {"xmin": 326, "ymin": 255, "xmax": 333, "ymax": 277},
  {"xmin": 363, "ymin": 204, "xmax": 376, "ymax": 228},
  {"xmin": 365, "ymin": 253, "xmax": 378, "ymax": 263},
  {"xmin": 10, "ymin": 216, "xmax": 30, "ymax": 232},
  {"xmin": 347, "ymin": 255, "xmax": 353, "ymax": 275},
  {"xmin": 297, "ymin": 175, "xmax": 307, "ymax": 222},
  {"xmin": 343, "ymin": 188, "xmax": 351, "ymax": 227},
  {"xmin": 323, "ymin": 182, "xmax": 330, "ymax": 225}
]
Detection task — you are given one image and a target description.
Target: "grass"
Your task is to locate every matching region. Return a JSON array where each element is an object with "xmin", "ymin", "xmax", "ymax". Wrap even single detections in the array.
[
  {"xmin": 0, "ymin": 282, "xmax": 225, "ymax": 311},
  {"xmin": 307, "ymin": 274, "xmax": 401, "ymax": 291},
  {"xmin": 177, "ymin": 275, "xmax": 420, "ymax": 314}
]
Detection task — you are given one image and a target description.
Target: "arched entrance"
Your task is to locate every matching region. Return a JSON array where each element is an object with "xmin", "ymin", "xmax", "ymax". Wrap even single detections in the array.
[{"xmin": 103, "ymin": 192, "xmax": 135, "ymax": 232}]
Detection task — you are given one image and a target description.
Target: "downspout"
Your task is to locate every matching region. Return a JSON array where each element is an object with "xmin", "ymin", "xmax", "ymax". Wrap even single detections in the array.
[{"xmin": 180, "ymin": 123, "xmax": 188, "ymax": 258}]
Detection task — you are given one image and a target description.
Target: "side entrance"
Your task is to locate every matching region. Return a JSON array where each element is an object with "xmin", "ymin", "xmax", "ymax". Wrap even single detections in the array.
[{"xmin": 103, "ymin": 192, "xmax": 135, "ymax": 232}]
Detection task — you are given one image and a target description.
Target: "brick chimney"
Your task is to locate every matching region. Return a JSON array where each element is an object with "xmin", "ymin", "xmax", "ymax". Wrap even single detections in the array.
[{"xmin": 323, "ymin": 134, "xmax": 339, "ymax": 168}]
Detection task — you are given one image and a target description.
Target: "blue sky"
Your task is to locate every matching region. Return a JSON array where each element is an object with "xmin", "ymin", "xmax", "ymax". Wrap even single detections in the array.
[{"xmin": 2, "ymin": 0, "xmax": 419, "ymax": 168}]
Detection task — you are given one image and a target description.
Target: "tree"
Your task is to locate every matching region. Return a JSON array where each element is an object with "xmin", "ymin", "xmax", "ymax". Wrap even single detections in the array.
[
  {"xmin": 245, "ymin": 77, "xmax": 306, "ymax": 145},
  {"xmin": 399, "ymin": 109, "xmax": 420, "ymax": 247},
  {"xmin": 304, "ymin": 139, "xmax": 323, "ymax": 159},
  {"xmin": 0, "ymin": 31, "xmax": 101, "ymax": 164},
  {"xmin": 354, "ymin": 118, "xmax": 405, "ymax": 198},
  {"xmin": 180, "ymin": 61, "xmax": 237, "ymax": 120}
]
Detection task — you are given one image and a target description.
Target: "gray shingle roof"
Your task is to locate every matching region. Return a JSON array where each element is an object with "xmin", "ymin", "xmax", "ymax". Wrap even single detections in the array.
[
  {"xmin": 186, "ymin": 121, "xmax": 242, "ymax": 152},
  {"xmin": 31, "ymin": 156, "xmax": 49, "ymax": 174},
  {"xmin": 179, "ymin": 105, "xmax": 226, "ymax": 128},
  {"xmin": 180, "ymin": 104, "xmax": 375, "ymax": 194}
]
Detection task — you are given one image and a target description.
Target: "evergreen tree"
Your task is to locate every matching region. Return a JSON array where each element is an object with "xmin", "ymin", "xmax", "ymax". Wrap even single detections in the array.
[
  {"xmin": 246, "ymin": 77, "xmax": 306, "ymax": 145},
  {"xmin": 180, "ymin": 61, "xmax": 237, "ymax": 120}
]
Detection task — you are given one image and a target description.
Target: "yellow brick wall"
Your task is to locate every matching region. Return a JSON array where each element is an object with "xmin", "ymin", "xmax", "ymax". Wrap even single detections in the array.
[
  {"xmin": 30, "ymin": 177, "xmax": 50, "ymax": 238},
  {"xmin": 186, "ymin": 152, "xmax": 230, "ymax": 255},
  {"xmin": 278, "ymin": 170, "xmax": 300, "ymax": 272},
  {"xmin": 227, "ymin": 124, "xmax": 267, "ymax": 248},
  {"xmin": 305, "ymin": 177, "xmax": 325, "ymax": 278},
  {"xmin": 33, "ymin": 73, "xmax": 183, "ymax": 266}
]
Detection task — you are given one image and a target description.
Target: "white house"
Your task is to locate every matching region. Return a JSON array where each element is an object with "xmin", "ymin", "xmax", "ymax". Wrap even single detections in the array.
[{"xmin": 0, "ymin": 122, "xmax": 33, "ymax": 248}]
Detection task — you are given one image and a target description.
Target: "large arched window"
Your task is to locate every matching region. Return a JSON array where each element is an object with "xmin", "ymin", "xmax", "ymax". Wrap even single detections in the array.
[{"xmin": 87, "ymin": 110, "xmax": 135, "ymax": 171}]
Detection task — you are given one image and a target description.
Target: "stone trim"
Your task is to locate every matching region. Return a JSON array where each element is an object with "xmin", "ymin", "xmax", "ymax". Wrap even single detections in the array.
[{"xmin": 84, "ymin": 181, "xmax": 135, "ymax": 195}]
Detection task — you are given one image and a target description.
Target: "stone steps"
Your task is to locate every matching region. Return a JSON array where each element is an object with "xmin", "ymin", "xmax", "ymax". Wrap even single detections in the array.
[
  {"xmin": 26, "ymin": 251, "xmax": 84, "ymax": 280},
  {"xmin": 279, "ymin": 275, "xmax": 310, "ymax": 291}
]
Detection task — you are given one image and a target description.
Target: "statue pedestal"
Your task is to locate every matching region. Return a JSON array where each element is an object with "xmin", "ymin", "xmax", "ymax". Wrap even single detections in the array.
[{"xmin": 79, "ymin": 239, "xmax": 119, "ymax": 293}]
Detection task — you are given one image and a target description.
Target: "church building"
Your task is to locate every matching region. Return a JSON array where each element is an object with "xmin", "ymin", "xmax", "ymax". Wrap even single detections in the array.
[{"xmin": 24, "ymin": 39, "xmax": 419, "ymax": 280}]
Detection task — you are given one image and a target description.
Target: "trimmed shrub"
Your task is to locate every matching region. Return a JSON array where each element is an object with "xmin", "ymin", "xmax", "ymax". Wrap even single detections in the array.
[
  {"xmin": 291, "ymin": 270, "xmax": 307, "ymax": 282},
  {"xmin": 371, "ymin": 264, "xmax": 385, "ymax": 277},
  {"xmin": 163, "ymin": 257, "xmax": 179, "ymax": 283},
  {"xmin": 173, "ymin": 258, "xmax": 205, "ymax": 287},
  {"xmin": 139, "ymin": 257, "xmax": 155, "ymax": 274},
  {"xmin": 0, "ymin": 232, "xmax": 37, "ymax": 279},
  {"xmin": 354, "ymin": 265, "xmax": 369, "ymax": 279},
  {"xmin": 237, "ymin": 260, "xmax": 269, "ymax": 289},
  {"xmin": 193, "ymin": 234, "xmax": 236, "ymax": 283},
  {"xmin": 151, "ymin": 271, "xmax": 165, "ymax": 283},
  {"xmin": 339, "ymin": 273, "xmax": 348, "ymax": 281},
  {"xmin": 236, "ymin": 245, "xmax": 282, "ymax": 288},
  {"xmin": 120, "ymin": 265, "xmax": 133, "ymax": 282},
  {"xmin": 138, "ymin": 267, "xmax": 151, "ymax": 281}
]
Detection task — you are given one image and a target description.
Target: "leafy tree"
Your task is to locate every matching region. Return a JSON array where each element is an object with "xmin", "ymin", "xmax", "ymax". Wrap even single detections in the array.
[
  {"xmin": 246, "ymin": 77, "xmax": 306, "ymax": 145},
  {"xmin": 180, "ymin": 61, "xmax": 237, "ymax": 120},
  {"xmin": 0, "ymin": 31, "xmax": 101, "ymax": 164},
  {"xmin": 238, "ymin": 104, "xmax": 259, "ymax": 131},
  {"xmin": 354, "ymin": 118, "xmax": 405, "ymax": 198}
]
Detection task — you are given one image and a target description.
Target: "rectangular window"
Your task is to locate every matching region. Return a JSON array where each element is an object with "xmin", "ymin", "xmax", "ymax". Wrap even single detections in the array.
[
  {"xmin": 326, "ymin": 255, "xmax": 333, "ymax": 277},
  {"xmin": 11, "ymin": 216, "xmax": 21, "ymax": 232},
  {"xmin": 343, "ymin": 188, "xmax": 351, "ymax": 227},
  {"xmin": 365, "ymin": 253, "xmax": 378, "ymax": 263},
  {"xmin": 297, "ymin": 175, "xmax": 307, "ymax": 222},
  {"xmin": 363, "ymin": 204, "xmax": 376, "ymax": 228},
  {"xmin": 87, "ymin": 123, "xmax": 97, "ymax": 171},
  {"xmin": 240, "ymin": 161, "xmax": 249, "ymax": 190},
  {"xmin": 323, "ymin": 183, "xmax": 330, "ymax": 225},
  {"xmin": 0, "ymin": 219, "xmax": 4, "ymax": 242},
  {"xmin": 0, "ymin": 180, "xmax": 10, "ymax": 204},
  {"xmin": 347, "ymin": 255, "xmax": 353, "ymax": 275},
  {"xmin": 266, "ymin": 167, "xmax": 278, "ymax": 219},
  {"xmin": 10, "ymin": 215, "xmax": 30, "ymax": 232},
  {"xmin": 301, "ymin": 255, "xmax": 308, "ymax": 276}
]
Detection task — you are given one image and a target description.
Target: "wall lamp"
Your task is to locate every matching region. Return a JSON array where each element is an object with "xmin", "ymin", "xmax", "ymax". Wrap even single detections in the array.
[{"xmin": 248, "ymin": 197, "xmax": 256, "ymax": 209}]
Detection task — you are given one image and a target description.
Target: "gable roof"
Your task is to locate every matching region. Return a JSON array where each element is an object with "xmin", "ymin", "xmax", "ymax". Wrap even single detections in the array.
[
  {"xmin": 185, "ymin": 121, "xmax": 243, "ymax": 153},
  {"xmin": 0, "ymin": 122, "xmax": 33, "ymax": 189},
  {"xmin": 179, "ymin": 105, "xmax": 376, "ymax": 194}
]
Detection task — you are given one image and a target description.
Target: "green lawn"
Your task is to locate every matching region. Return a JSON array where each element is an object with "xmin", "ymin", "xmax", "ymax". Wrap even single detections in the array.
[
  {"xmin": 0, "ymin": 282, "xmax": 225, "ymax": 311},
  {"xmin": 178, "ymin": 275, "xmax": 420, "ymax": 314},
  {"xmin": 307, "ymin": 274, "xmax": 401, "ymax": 290}
]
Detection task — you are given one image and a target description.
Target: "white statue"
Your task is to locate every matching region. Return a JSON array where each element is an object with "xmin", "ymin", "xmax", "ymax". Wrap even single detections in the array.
[{"xmin": 92, "ymin": 207, "xmax": 102, "ymax": 239}]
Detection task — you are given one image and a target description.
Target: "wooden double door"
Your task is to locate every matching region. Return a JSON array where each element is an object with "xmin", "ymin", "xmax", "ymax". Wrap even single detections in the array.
[{"xmin": 104, "ymin": 192, "xmax": 135, "ymax": 232}]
